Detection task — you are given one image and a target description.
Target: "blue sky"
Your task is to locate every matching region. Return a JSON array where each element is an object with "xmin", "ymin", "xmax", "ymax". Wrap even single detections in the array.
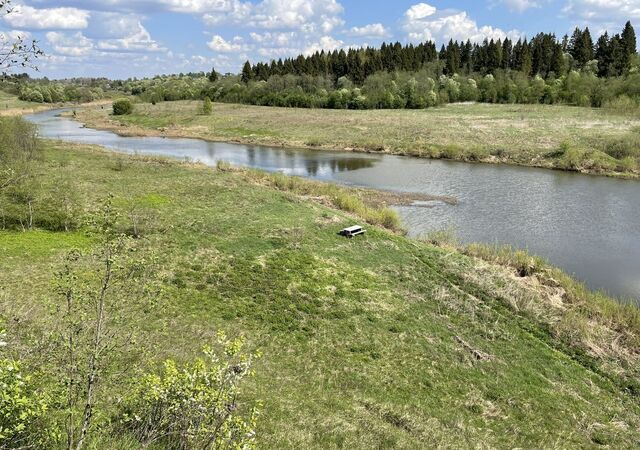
[{"xmin": 1, "ymin": 0, "xmax": 638, "ymax": 78}]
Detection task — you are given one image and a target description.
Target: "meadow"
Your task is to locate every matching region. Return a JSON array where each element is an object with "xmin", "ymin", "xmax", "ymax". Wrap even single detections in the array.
[
  {"xmin": 1, "ymin": 139, "xmax": 639, "ymax": 448},
  {"xmin": 75, "ymin": 100, "xmax": 640, "ymax": 178}
]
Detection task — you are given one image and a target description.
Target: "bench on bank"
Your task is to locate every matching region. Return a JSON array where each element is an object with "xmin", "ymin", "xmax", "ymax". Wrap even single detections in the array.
[{"xmin": 339, "ymin": 225, "xmax": 366, "ymax": 238}]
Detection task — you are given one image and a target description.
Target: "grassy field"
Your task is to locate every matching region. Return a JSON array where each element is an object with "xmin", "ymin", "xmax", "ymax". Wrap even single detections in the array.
[
  {"xmin": 1, "ymin": 140, "xmax": 639, "ymax": 448},
  {"xmin": 75, "ymin": 100, "xmax": 640, "ymax": 178},
  {"xmin": 0, "ymin": 91, "xmax": 51, "ymax": 116}
]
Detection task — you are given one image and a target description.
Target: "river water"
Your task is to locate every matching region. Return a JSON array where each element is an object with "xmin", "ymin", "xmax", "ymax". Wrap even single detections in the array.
[{"xmin": 27, "ymin": 109, "xmax": 640, "ymax": 305}]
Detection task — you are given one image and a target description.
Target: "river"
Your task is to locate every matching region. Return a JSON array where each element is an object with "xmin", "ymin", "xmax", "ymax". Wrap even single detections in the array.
[{"xmin": 26, "ymin": 109, "xmax": 640, "ymax": 305}]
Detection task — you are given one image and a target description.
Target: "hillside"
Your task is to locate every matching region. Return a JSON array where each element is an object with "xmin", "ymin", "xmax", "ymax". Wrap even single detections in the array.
[{"xmin": 1, "ymin": 140, "xmax": 639, "ymax": 448}]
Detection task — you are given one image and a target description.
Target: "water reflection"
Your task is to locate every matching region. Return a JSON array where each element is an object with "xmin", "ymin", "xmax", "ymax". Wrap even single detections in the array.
[
  {"xmin": 29, "ymin": 109, "xmax": 380, "ymax": 179},
  {"xmin": 26, "ymin": 109, "xmax": 640, "ymax": 305}
]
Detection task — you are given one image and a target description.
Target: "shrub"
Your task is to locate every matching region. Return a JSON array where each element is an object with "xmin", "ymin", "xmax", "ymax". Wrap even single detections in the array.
[
  {"xmin": 600, "ymin": 131, "xmax": 640, "ymax": 160},
  {"xmin": 0, "ymin": 358, "xmax": 51, "ymax": 449},
  {"xmin": 112, "ymin": 98, "xmax": 133, "ymax": 116},
  {"xmin": 202, "ymin": 97, "xmax": 213, "ymax": 115},
  {"xmin": 603, "ymin": 95, "xmax": 639, "ymax": 114},
  {"xmin": 121, "ymin": 333, "xmax": 260, "ymax": 450},
  {"xmin": 560, "ymin": 144, "xmax": 586, "ymax": 170}
]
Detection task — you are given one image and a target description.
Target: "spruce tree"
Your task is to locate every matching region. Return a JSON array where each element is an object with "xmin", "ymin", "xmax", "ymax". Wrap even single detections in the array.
[
  {"xmin": 609, "ymin": 35, "xmax": 624, "ymax": 76},
  {"xmin": 581, "ymin": 28, "xmax": 595, "ymax": 63},
  {"xmin": 569, "ymin": 27, "xmax": 583, "ymax": 62},
  {"xmin": 621, "ymin": 21, "xmax": 637, "ymax": 71},
  {"xmin": 521, "ymin": 40, "xmax": 532, "ymax": 75},
  {"xmin": 622, "ymin": 21, "xmax": 637, "ymax": 55},
  {"xmin": 241, "ymin": 61, "xmax": 253, "ymax": 83},
  {"xmin": 551, "ymin": 43, "xmax": 565, "ymax": 77},
  {"xmin": 595, "ymin": 32, "xmax": 610, "ymax": 77}
]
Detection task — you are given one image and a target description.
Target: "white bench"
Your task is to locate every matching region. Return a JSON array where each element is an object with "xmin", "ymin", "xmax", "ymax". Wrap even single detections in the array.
[{"xmin": 340, "ymin": 225, "xmax": 366, "ymax": 238}]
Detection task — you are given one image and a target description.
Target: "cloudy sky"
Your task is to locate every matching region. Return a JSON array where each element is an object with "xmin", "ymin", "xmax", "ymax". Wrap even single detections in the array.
[{"xmin": 1, "ymin": 0, "xmax": 638, "ymax": 78}]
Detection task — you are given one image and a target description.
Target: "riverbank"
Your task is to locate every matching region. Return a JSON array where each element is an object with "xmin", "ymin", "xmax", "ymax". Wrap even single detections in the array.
[
  {"xmin": 73, "ymin": 101, "xmax": 640, "ymax": 179},
  {"xmin": 2, "ymin": 139, "xmax": 639, "ymax": 448}
]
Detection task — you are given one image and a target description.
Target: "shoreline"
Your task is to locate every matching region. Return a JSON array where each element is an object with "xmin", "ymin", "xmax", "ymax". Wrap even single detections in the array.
[{"xmin": 67, "ymin": 104, "xmax": 640, "ymax": 181}]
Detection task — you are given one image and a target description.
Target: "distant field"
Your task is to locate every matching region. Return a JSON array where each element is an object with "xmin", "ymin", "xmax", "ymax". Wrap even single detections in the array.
[
  {"xmin": 76, "ymin": 101, "xmax": 640, "ymax": 178},
  {"xmin": 2, "ymin": 140, "xmax": 639, "ymax": 448}
]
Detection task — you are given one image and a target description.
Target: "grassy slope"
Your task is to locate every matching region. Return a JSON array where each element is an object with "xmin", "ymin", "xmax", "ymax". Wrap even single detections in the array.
[
  {"xmin": 1, "ymin": 142, "xmax": 639, "ymax": 448},
  {"xmin": 75, "ymin": 101, "xmax": 640, "ymax": 178}
]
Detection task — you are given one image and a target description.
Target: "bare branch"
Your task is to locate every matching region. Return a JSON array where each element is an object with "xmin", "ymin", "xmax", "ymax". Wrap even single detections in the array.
[{"xmin": 0, "ymin": 1, "xmax": 44, "ymax": 74}]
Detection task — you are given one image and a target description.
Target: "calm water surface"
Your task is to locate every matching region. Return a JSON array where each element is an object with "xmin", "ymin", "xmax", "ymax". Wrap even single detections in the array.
[{"xmin": 27, "ymin": 109, "xmax": 640, "ymax": 305}]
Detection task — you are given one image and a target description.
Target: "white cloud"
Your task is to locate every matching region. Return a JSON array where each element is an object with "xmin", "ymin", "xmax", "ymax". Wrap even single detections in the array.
[
  {"xmin": 160, "ymin": 0, "xmax": 250, "ymax": 14},
  {"xmin": 3, "ymin": 5, "xmax": 89, "ymax": 30},
  {"xmin": 249, "ymin": 31, "xmax": 296, "ymax": 46},
  {"xmin": 207, "ymin": 35, "xmax": 248, "ymax": 52},
  {"xmin": 44, "ymin": 21, "xmax": 165, "ymax": 58},
  {"xmin": 403, "ymin": 3, "xmax": 521, "ymax": 43},
  {"xmin": 46, "ymin": 31, "xmax": 93, "ymax": 56},
  {"xmin": 0, "ymin": 30, "xmax": 32, "ymax": 41},
  {"xmin": 95, "ymin": 22, "xmax": 165, "ymax": 52},
  {"xmin": 405, "ymin": 3, "xmax": 437, "ymax": 21},
  {"xmin": 562, "ymin": 0, "xmax": 640, "ymax": 21},
  {"xmin": 203, "ymin": 0, "xmax": 344, "ymax": 33},
  {"xmin": 303, "ymin": 35, "xmax": 343, "ymax": 55},
  {"xmin": 347, "ymin": 23, "xmax": 390, "ymax": 38},
  {"xmin": 247, "ymin": 0, "xmax": 344, "ymax": 33},
  {"xmin": 84, "ymin": 12, "xmax": 143, "ymax": 39},
  {"xmin": 27, "ymin": 0, "xmax": 251, "ymax": 15}
]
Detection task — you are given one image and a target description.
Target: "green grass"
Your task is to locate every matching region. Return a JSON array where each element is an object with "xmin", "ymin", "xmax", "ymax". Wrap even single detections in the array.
[
  {"xmin": 1, "ymin": 141, "xmax": 639, "ymax": 448},
  {"xmin": 0, "ymin": 230, "xmax": 91, "ymax": 258},
  {"xmin": 76, "ymin": 100, "xmax": 640, "ymax": 177}
]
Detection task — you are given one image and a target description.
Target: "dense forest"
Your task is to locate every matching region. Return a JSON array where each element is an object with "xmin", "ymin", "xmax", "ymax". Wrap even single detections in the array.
[
  {"xmin": 4, "ymin": 23, "xmax": 640, "ymax": 111},
  {"xmin": 241, "ymin": 23, "xmax": 637, "ymax": 83}
]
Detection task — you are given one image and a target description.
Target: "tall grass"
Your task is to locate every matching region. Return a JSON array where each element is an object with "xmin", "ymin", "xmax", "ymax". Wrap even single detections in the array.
[
  {"xmin": 600, "ymin": 128, "xmax": 640, "ymax": 160},
  {"xmin": 237, "ymin": 168, "xmax": 403, "ymax": 232}
]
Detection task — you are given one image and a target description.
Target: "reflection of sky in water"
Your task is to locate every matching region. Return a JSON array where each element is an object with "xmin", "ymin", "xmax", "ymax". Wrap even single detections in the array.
[
  {"xmin": 27, "ymin": 109, "xmax": 640, "ymax": 305},
  {"xmin": 29, "ymin": 109, "xmax": 380, "ymax": 179}
]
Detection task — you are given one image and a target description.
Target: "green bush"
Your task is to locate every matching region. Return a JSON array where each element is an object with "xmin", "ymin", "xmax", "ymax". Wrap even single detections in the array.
[
  {"xmin": 112, "ymin": 98, "xmax": 133, "ymax": 116},
  {"xmin": 0, "ymin": 358, "xmax": 51, "ymax": 448},
  {"xmin": 121, "ymin": 333, "xmax": 260, "ymax": 450},
  {"xmin": 202, "ymin": 97, "xmax": 213, "ymax": 114},
  {"xmin": 600, "ymin": 130, "xmax": 640, "ymax": 160}
]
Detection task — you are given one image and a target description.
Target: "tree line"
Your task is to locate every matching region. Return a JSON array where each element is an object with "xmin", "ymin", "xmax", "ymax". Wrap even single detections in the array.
[{"xmin": 241, "ymin": 22, "xmax": 637, "ymax": 83}]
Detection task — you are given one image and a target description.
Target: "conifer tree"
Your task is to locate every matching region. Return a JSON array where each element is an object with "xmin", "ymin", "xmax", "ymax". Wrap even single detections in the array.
[
  {"xmin": 241, "ymin": 61, "xmax": 253, "ymax": 83},
  {"xmin": 581, "ymin": 27, "xmax": 595, "ymax": 63},
  {"xmin": 621, "ymin": 21, "xmax": 637, "ymax": 71},
  {"xmin": 595, "ymin": 32, "xmax": 610, "ymax": 77}
]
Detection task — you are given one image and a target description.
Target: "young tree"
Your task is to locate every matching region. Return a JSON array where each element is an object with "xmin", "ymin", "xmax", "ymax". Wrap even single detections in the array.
[
  {"xmin": 52, "ymin": 196, "xmax": 155, "ymax": 450},
  {"xmin": 1, "ymin": 1, "xmax": 43, "ymax": 73}
]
